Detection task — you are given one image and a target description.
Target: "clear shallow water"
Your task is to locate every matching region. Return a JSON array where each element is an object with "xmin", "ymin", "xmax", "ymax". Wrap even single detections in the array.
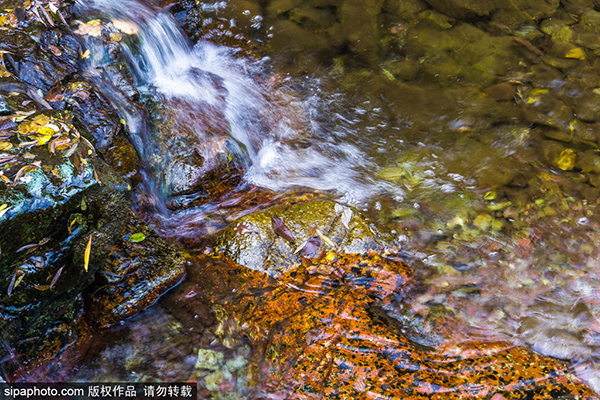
[{"xmin": 59, "ymin": 0, "xmax": 600, "ymax": 393}]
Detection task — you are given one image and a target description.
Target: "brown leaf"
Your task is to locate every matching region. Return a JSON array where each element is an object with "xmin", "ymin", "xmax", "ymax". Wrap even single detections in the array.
[
  {"xmin": 271, "ymin": 216, "xmax": 295, "ymax": 243},
  {"xmin": 296, "ymin": 236, "xmax": 321, "ymax": 256},
  {"xmin": 49, "ymin": 266, "xmax": 63, "ymax": 289},
  {"xmin": 33, "ymin": 284, "xmax": 51, "ymax": 291},
  {"xmin": 49, "ymin": 137, "xmax": 71, "ymax": 154},
  {"xmin": 12, "ymin": 164, "xmax": 38, "ymax": 183},
  {"xmin": 45, "ymin": 85, "xmax": 63, "ymax": 102},
  {"xmin": 48, "ymin": 45, "xmax": 62, "ymax": 56}
]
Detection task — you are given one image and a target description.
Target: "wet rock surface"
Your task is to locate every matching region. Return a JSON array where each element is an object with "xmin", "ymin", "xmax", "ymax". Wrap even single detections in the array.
[
  {"xmin": 0, "ymin": 109, "xmax": 131, "ymax": 378},
  {"xmin": 71, "ymin": 13, "xmax": 250, "ymax": 211},
  {"xmin": 187, "ymin": 200, "xmax": 598, "ymax": 398},
  {"xmin": 0, "ymin": 0, "xmax": 185, "ymax": 378},
  {"xmin": 85, "ymin": 215, "xmax": 186, "ymax": 328}
]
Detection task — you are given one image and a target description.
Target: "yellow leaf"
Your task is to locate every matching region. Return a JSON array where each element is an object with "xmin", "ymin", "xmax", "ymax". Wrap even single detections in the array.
[
  {"xmin": 557, "ymin": 149, "xmax": 576, "ymax": 171},
  {"xmin": 0, "ymin": 203, "xmax": 10, "ymax": 218},
  {"xmin": 86, "ymin": 26, "xmax": 103, "ymax": 37},
  {"xmin": 68, "ymin": 218, "xmax": 77, "ymax": 234},
  {"xmin": 33, "ymin": 114, "xmax": 50, "ymax": 126},
  {"xmin": 525, "ymin": 88, "xmax": 548, "ymax": 104},
  {"xmin": 81, "ymin": 49, "xmax": 90, "ymax": 59},
  {"xmin": 565, "ymin": 47, "xmax": 586, "ymax": 60},
  {"xmin": 17, "ymin": 120, "xmax": 37, "ymax": 134},
  {"xmin": 13, "ymin": 274, "xmax": 24, "ymax": 290},
  {"xmin": 87, "ymin": 19, "xmax": 102, "ymax": 26},
  {"xmin": 36, "ymin": 125, "xmax": 54, "ymax": 136},
  {"xmin": 33, "ymin": 134, "xmax": 53, "ymax": 146},
  {"xmin": 109, "ymin": 32, "xmax": 122, "ymax": 42},
  {"xmin": 84, "ymin": 235, "xmax": 92, "ymax": 272},
  {"xmin": 51, "ymin": 167, "xmax": 62, "ymax": 178},
  {"xmin": 0, "ymin": 141, "xmax": 12, "ymax": 151}
]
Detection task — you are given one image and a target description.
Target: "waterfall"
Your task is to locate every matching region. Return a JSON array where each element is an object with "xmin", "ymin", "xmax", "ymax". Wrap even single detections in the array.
[{"xmin": 73, "ymin": 0, "xmax": 381, "ymax": 229}]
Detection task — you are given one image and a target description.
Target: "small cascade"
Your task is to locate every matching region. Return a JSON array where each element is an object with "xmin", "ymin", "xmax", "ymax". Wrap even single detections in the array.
[{"xmin": 73, "ymin": 0, "xmax": 380, "ymax": 231}]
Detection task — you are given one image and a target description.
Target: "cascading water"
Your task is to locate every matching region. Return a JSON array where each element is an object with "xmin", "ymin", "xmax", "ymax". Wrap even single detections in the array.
[{"xmin": 73, "ymin": 0, "xmax": 384, "ymax": 231}]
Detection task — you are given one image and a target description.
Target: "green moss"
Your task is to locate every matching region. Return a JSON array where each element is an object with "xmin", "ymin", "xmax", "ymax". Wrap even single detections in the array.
[{"xmin": 217, "ymin": 200, "xmax": 394, "ymax": 277}]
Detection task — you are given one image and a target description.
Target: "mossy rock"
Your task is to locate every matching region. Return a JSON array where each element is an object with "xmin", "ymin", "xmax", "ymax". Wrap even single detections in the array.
[
  {"xmin": 0, "ymin": 110, "xmax": 133, "ymax": 378},
  {"xmin": 216, "ymin": 199, "xmax": 394, "ymax": 277},
  {"xmin": 423, "ymin": 0, "xmax": 498, "ymax": 19},
  {"xmin": 85, "ymin": 214, "xmax": 186, "ymax": 328},
  {"xmin": 0, "ymin": 3, "xmax": 182, "ymax": 376},
  {"xmin": 403, "ymin": 23, "xmax": 517, "ymax": 87}
]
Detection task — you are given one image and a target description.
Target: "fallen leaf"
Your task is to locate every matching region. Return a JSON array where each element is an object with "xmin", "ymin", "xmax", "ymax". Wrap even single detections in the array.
[
  {"xmin": 17, "ymin": 120, "xmax": 36, "ymax": 134},
  {"xmin": 128, "ymin": 232, "xmax": 146, "ymax": 242},
  {"xmin": 7, "ymin": 272, "xmax": 16, "ymax": 296},
  {"xmin": 271, "ymin": 216, "xmax": 295, "ymax": 243},
  {"xmin": 18, "ymin": 140, "xmax": 38, "ymax": 148},
  {"xmin": 315, "ymin": 228, "xmax": 335, "ymax": 247},
  {"xmin": 112, "ymin": 19, "xmax": 138, "ymax": 35},
  {"xmin": 7, "ymin": 270, "xmax": 24, "ymax": 296},
  {"xmin": 0, "ymin": 117, "xmax": 15, "ymax": 130},
  {"xmin": 295, "ymin": 236, "xmax": 321, "ymax": 256},
  {"xmin": 49, "ymin": 266, "xmax": 63, "ymax": 289},
  {"xmin": 81, "ymin": 49, "xmax": 90, "ymax": 59},
  {"xmin": 14, "ymin": 272, "xmax": 24, "ymax": 290},
  {"xmin": 565, "ymin": 47, "xmax": 586, "ymax": 60},
  {"xmin": 109, "ymin": 32, "xmax": 122, "ymax": 42},
  {"xmin": 16, "ymin": 243, "xmax": 38, "ymax": 252},
  {"xmin": 307, "ymin": 263, "xmax": 335, "ymax": 275},
  {"xmin": 12, "ymin": 164, "xmax": 38, "ymax": 183},
  {"xmin": 47, "ymin": 45, "xmax": 62, "ymax": 56},
  {"xmin": 49, "ymin": 136, "xmax": 70, "ymax": 154},
  {"xmin": 33, "ymin": 114, "xmax": 50, "ymax": 126},
  {"xmin": 45, "ymin": 85, "xmax": 63, "ymax": 102},
  {"xmin": 63, "ymin": 142, "xmax": 78, "ymax": 158},
  {"xmin": 84, "ymin": 235, "xmax": 92, "ymax": 272},
  {"xmin": 0, "ymin": 207, "xmax": 9, "ymax": 222}
]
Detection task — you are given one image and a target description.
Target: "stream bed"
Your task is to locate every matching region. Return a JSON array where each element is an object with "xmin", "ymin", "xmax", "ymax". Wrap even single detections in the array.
[{"xmin": 20, "ymin": 0, "xmax": 600, "ymax": 395}]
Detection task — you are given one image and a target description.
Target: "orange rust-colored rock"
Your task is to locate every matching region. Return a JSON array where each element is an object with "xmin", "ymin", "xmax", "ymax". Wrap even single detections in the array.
[{"xmin": 190, "ymin": 251, "xmax": 598, "ymax": 399}]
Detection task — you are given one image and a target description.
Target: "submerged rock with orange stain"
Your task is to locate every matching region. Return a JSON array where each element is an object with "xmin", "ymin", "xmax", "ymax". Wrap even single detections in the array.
[{"xmin": 188, "ymin": 199, "xmax": 598, "ymax": 398}]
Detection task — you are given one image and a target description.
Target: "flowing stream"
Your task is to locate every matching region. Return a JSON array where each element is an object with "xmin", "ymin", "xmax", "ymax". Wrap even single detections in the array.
[{"xmin": 47, "ymin": 0, "xmax": 600, "ymax": 392}]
